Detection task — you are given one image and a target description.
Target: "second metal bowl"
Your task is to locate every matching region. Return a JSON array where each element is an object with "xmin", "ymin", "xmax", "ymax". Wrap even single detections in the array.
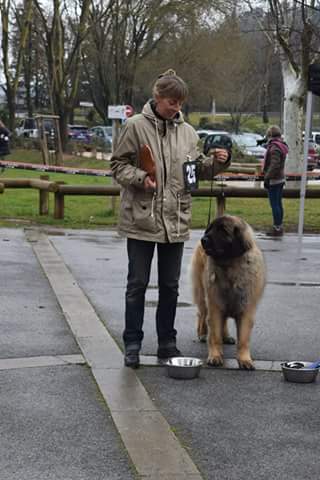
[
  {"xmin": 281, "ymin": 361, "xmax": 320, "ymax": 383},
  {"xmin": 166, "ymin": 357, "xmax": 203, "ymax": 380}
]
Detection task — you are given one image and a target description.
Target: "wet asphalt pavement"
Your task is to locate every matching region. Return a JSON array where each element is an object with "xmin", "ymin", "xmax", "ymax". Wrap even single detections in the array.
[
  {"xmin": 50, "ymin": 228, "xmax": 320, "ymax": 362},
  {"xmin": 1, "ymin": 226, "xmax": 320, "ymax": 480}
]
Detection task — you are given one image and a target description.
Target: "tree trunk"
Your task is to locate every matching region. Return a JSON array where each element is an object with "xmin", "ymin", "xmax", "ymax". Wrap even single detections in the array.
[
  {"xmin": 282, "ymin": 61, "xmax": 304, "ymax": 180},
  {"xmin": 6, "ymin": 86, "xmax": 16, "ymax": 132}
]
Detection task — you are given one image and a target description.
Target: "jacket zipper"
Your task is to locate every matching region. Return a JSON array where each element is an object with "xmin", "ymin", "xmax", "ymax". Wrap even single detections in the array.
[
  {"xmin": 151, "ymin": 192, "xmax": 157, "ymax": 218},
  {"xmin": 177, "ymin": 192, "xmax": 181, "ymax": 236}
]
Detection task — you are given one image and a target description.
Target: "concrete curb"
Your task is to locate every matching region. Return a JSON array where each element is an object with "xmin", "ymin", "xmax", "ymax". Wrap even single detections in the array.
[{"xmin": 26, "ymin": 229, "xmax": 203, "ymax": 480}]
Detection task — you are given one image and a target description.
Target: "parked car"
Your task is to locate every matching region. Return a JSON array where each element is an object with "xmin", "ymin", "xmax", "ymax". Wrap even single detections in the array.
[
  {"xmin": 311, "ymin": 131, "xmax": 320, "ymax": 147},
  {"xmin": 89, "ymin": 125, "xmax": 112, "ymax": 149},
  {"xmin": 15, "ymin": 117, "xmax": 38, "ymax": 138},
  {"xmin": 303, "ymin": 131, "xmax": 320, "ymax": 147},
  {"xmin": 307, "ymin": 141, "xmax": 319, "ymax": 170},
  {"xmin": 196, "ymin": 129, "xmax": 229, "ymax": 140},
  {"xmin": 68, "ymin": 124, "xmax": 92, "ymax": 143},
  {"xmin": 230, "ymin": 133, "xmax": 266, "ymax": 161},
  {"xmin": 15, "ymin": 117, "xmax": 56, "ymax": 138},
  {"xmin": 203, "ymin": 132, "xmax": 233, "ymax": 155}
]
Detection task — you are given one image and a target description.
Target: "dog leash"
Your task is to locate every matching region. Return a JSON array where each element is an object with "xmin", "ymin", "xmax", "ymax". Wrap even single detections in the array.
[
  {"xmin": 207, "ymin": 158, "xmax": 226, "ymax": 228},
  {"xmin": 207, "ymin": 157, "xmax": 215, "ymax": 228}
]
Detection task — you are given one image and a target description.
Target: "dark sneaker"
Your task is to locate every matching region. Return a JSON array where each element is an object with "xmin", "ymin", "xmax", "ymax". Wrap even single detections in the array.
[
  {"xmin": 124, "ymin": 344, "xmax": 140, "ymax": 369},
  {"xmin": 266, "ymin": 227, "xmax": 283, "ymax": 237},
  {"xmin": 157, "ymin": 345, "xmax": 182, "ymax": 359}
]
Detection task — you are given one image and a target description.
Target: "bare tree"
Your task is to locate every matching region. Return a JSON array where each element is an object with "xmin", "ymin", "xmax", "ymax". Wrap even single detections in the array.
[
  {"xmin": 246, "ymin": 0, "xmax": 320, "ymax": 173},
  {"xmin": 0, "ymin": 0, "xmax": 33, "ymax": 130},
  {"xmin": 82, "ymin": 0, "xmax": 213, "ymax": 123},
  {"xmin": 33, "ymin": 0, "xmax": 91, "ymax": 148},
  {"xmin": 210, "ymin": 14, "xmax": 264, "ymax": 132}
]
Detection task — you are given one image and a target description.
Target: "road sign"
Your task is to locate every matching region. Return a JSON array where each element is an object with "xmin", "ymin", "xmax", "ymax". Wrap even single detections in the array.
[
  {"xmin": 108, "ymin": 105, "xmax": 134, "ymax": 120},
  {"xmin": 108, "ymin": 105, "xmax": 126, "ymax": 120}
]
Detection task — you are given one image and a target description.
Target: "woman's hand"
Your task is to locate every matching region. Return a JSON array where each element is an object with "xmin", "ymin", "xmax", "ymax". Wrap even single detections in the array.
[
  {"xmin": 143, "ymin": 175, "xmax": 156, "ymax": 191},
  {"xmin": 209, "ymin": 148, "xmax": 229, "ymax": 163}
]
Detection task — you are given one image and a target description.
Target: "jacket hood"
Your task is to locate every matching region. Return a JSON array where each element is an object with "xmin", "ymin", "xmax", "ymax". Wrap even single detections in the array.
[
  {"xmin": 142, "ymin": 100, "xmax": 184, "ymax": 126},
  {"xmin": 269, "ymin": 138, "xmax": 289, "ymax": 156}
]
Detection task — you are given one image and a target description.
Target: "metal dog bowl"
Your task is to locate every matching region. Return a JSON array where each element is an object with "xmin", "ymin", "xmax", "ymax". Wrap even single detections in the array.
[
  {"xmin": 281, "ymin": 361, "xmax": 320, "ymax": 383},
  {"xmin": 166, "ymin": 357, "xmax": 203, "ymax": 379}
]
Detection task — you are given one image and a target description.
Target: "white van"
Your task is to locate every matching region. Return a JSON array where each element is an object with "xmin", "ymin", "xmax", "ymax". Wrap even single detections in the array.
[
  {"xmin": 15, "ymin": 118, "xmax": 38, "ymax": 138},
  {"xmin": 311, "ymin": 132, "xmax": 320, "ymax": 146}
]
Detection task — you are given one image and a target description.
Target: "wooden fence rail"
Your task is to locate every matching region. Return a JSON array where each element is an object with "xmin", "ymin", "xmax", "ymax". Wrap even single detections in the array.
[
  {"xmin": 2, "ymin": 175, "xmax": 59, "ymax": 215},
  {"xmin": 2, "ymin": 175, "xmax": 320, "ymax": 220},
  {"xmin": 53, "ymin": 184, "xmax": 320, "ymax": 219}
]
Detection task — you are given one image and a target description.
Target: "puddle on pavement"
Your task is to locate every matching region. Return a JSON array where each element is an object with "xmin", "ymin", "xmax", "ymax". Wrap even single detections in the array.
[
  {"xmin": 145, "ymin": 300, "xmax": 192, "ymax": 308},
  {"xmin": 261, "ymin": 249, "xmax": 281, "ymax": 252},
  {"xmin": 268, "ymin": 280, "xmax": 320, "ymax": 287},
  {"xmin": 72, "ymin": 236, "xmax": 123, "ymax": 246},
  {"xmin": 45, "ymin": 229, "xmax": 67, "ymax": 236}
]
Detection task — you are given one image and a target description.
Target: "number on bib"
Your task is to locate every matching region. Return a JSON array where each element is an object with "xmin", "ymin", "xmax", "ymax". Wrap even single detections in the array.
[{"xmin": 183, "ymin": 160, "xmax": 199, "ymax": 191}]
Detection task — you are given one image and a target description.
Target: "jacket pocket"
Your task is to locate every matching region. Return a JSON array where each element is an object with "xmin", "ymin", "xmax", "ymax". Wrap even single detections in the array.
[
  {"xmin": 176, "ymin": 192, "xmax": 191, "ymax": 236},
  {"xmin": 132, "ymin": 192, "xmax": 158, "ymax": 233}
]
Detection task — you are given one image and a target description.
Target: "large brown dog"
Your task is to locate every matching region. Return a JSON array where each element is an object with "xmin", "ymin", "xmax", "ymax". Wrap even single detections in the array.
[{"xmin": 191, "ymin": 215, "xmax": 266, "ymax": 370}]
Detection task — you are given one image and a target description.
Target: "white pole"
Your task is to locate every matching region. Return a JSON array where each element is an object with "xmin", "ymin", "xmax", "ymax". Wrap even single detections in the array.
[
  {"xmin": 297, "ymin": 91, "xmax": 313, "ymax": 258},
  {"xmin": 110, "ymin": 119, "xmax": 122, "ymax": 214}
]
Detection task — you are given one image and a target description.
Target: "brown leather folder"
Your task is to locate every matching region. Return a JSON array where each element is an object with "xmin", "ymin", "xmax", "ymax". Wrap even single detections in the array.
[{"xmin": 140, "ymin": 144, "xmax": 156, "ymax": 181}]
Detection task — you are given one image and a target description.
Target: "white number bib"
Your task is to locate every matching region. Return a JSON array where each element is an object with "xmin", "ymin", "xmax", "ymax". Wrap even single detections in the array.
[{"xmin": 183, "ymin": 160, "xmax": 198, "ymax": 191}]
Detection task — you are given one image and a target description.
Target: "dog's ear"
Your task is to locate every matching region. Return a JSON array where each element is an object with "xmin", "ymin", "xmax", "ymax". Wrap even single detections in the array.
[
  {"xmin": 204, "ymin": 222, "xmax": 214, "ymax": 235},
  {"xmin": 233, "ymin": 225, "xmax": 252, "ymax": 255}
]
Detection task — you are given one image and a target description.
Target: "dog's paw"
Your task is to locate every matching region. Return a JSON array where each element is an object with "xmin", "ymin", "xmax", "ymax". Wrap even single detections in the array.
[
  {"xmin": 207, "ymin": 355, "xmax": 224, "ymax": 367},
  {"xmin": 223, "ymin": 335, "xmax": 236, "ymax": 345},
  {"xmin": 238, "ymin": 358, "xmax": 255, "ymax": 370}
]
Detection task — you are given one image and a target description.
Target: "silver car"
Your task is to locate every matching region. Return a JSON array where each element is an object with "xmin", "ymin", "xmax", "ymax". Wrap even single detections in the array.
[
  {"xmin": 90, "ymin": 126, "xmax": 113, "ymax": 148},
  {"xmin": 230, "ymin": 133, "xmax": 266, "ymax": 160}
]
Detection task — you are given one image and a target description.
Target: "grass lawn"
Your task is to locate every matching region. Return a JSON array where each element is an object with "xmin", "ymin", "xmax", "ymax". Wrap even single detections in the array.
[
  {"xmin": 0, "ymin": 149, "xmax": 320, "ymax": 232},
  {"xmin": 6, "ymin": 148, "xmax": 110, "ymax": 170}
]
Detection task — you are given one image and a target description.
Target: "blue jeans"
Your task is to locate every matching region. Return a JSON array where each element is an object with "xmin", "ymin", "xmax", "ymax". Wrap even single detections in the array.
[
  {"xmin": 267, "ymin": 183, "xmax": 284, "ymax": 227},
  {"xmin": 124, "ymin": 238, "xmax": 184, "ymax": 347}
]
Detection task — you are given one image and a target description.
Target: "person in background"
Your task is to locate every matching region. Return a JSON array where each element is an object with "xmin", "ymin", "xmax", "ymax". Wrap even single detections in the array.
[
  {"xmin": 263, "ymin": 125, "xmax": 288, "ymax": 237},
  {"xmin": 0, "ymin": 120, "xmax": 10, "ymax": 159},
  {"xmin": 111, "ymin": 69, "xmax": 231, "ymax": 368}
]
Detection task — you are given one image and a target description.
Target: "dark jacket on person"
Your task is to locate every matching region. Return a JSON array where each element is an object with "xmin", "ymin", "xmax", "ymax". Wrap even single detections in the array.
[
  {"xmin": 111, "ymin": 100, "xmax": 231, "ymax": 243},
  {"xmin": 263, "ymin": 137, "xmax": 288, "ymax": 185},
  {"xmin": 0, "ymin": 126, "xmax": 10, "ymax": 156}
]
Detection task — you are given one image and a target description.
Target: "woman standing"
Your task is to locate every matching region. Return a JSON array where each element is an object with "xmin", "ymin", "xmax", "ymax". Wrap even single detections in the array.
[
  {"xmin": 111, "ymin": 70, "xmax": 231, "ymax": 368},
  {"xmin": 263, "ymin": 125, "xmax": 288, "ymax": 237}
]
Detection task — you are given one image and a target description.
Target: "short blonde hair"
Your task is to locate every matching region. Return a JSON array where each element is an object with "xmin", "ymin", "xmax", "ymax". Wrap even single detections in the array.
[
  {"xmin": 152, "ymin": 69, "xmax": 188, "ymax": 102},
  {"xmin": 266, "ymin": 125, "xmax": 282, "ymax": 138}
]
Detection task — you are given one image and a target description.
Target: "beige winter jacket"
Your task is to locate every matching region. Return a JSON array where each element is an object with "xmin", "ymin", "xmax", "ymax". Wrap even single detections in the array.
[{"xmin": 111, "ymin": 101, "xmax": 230, "ymax": 243}]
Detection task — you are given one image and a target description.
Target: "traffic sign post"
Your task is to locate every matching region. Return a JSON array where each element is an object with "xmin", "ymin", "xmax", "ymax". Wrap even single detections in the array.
[
  {"xmin": 297, "ymin": 64, "xmax": 320, "ymax": 258},
  {"xmin": 108, "ymin": 104, "xmax": 135, "ymax": 149},
  {"xmin": 107, "ymin": 105, "xmax": 134, "ymax": 213},
  {"xmin": 108, "ymin": 105, "xmax": 134, "ymax": 120}
]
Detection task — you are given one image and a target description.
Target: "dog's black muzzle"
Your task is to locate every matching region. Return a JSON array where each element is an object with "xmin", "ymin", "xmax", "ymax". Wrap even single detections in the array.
[
  {"xmin": 201, "ymin": 234, "xmax": 215, "ymax": 256},
  {"xmin": 201, "ymin": 233, "xmax": 231, "ymax": 259}
]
